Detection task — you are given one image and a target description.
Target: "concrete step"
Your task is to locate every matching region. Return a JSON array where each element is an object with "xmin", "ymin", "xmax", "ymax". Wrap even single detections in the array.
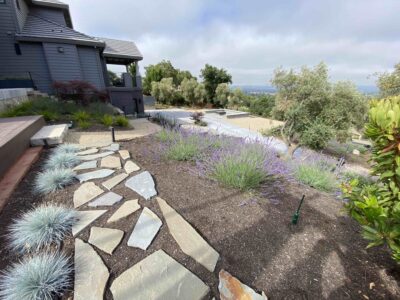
[{"xmin": 31, "ymin": 124, "xmax": 69, "ymax": 146}]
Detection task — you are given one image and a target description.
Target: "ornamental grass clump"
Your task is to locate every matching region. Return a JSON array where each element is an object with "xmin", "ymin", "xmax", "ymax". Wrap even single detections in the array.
[
  {"xmin": 44, "ymin": 151, "xmax": 81, "ymax": 170},
  {"xmin": 293, "ymin": 152, "xmax": 338, "ymax": 192},
  {"xmin": 8, "ymin": 205, "xmax": 77, "ymax": 254},
  {"xmin": 0, "ymin": 253, "xmax": 72, "ymax": 300},
  {"xmin": 53, "ymin": 144, "xmax": 80, "ymax": 154},
  {"xmin": 34, "ymin": 168, "xmax": 76, "ymax": 194}
]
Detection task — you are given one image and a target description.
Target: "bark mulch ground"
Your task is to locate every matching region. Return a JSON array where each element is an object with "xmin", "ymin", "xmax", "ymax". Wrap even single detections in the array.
[{"xmin": 0, "ymin": 134, "xmax": 399, "ymax": 299}]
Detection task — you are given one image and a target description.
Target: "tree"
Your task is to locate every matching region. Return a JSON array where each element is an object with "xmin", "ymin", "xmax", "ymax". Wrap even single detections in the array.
[
  {"xmin": 151, "ymin": 78, "xmax": 178, "ymax": 105},
  {"xmin": 176, "ymin": 70, "xmax": 195, "ymax": 85},
  {"xmin": 271, "ymin": 62, "xmax": 367, "ymax": 152},
  {"xmin": 194, "ymin": 83, "xmax": 207, "ymax": 106},
  {"xmin": 249, "ymin": 94, "xmax": 276, "ymax": 117},
  {"xmin": 200, "ymin": 64, "xmax": 232, "ymax": 104},
  {"xmin": 215, "ymin": 83, "xmax": 231, "ymax": 107},
  {"xmin": 342, "ymin": 96, "xmax": 400, "ymax": 262},
  {"xmin": 107, "ymin": 70, "xmax": 122, "ymax": 86},
  {"xmin": 143, "ymin": 60, "xmax": 178, "ymax": 95},
  {"xmin": 181, "ymin": 78, "xmax": 206, "ymax": 106},
  {"xmin": 228, "ymin": 88, "xmax": 248, "ymax": 109},
  {"xmin": 377, "ymin": 63, "xmax": 400, "ymax": 97}
]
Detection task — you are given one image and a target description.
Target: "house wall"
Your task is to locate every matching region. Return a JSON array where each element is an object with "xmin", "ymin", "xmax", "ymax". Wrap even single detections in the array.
[
  {"xmin": 30, "ymin": 6, "xmax": 66, "ymax": 26},
  {"xmin": 77, "ymin": 46, "xmax": 105, "ymax": 89},
  {"xmin": 15, "ymin": 0, "xmax": 29, "ymax": 31}
]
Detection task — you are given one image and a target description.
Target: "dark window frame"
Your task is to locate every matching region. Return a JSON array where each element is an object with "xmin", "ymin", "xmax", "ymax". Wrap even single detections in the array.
[
  {"xmin": 16, "ymin": 0, "xmax": 20, "ymax": 10},
  {"xmin": 14, "ymin": 43, "xmax": 22, "ymax": 55}
]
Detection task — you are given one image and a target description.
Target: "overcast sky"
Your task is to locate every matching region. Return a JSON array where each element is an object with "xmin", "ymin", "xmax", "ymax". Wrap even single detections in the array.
[{"xmin": 65, "ymin": 0, "xmax": 400, "ymax": 86}]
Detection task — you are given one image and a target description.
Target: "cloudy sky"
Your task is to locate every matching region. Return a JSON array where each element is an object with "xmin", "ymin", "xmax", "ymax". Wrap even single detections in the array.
[{"xmin": 65, "ymin": 0, "xmax": 400, "ymax": 86}]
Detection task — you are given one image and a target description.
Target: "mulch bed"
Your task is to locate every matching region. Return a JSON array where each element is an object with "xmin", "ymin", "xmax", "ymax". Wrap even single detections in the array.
[{"xmin": 1, "ymin": 134, "xmax": 400, "ymax": 299}]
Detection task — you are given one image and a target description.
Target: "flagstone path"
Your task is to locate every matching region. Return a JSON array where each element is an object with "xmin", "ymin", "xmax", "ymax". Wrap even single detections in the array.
[{"xmin": 69, "ymin": 142, "xmax": 265, "ymax": 299}]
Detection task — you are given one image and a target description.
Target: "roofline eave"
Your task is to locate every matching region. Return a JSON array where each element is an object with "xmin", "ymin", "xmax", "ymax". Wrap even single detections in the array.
[
  {"xmin": 15, "ymin": 35, "xmax": 106, "ymax": 48},
  {"xmin": 103, "ymin": 53, "xmax": 143, "ymax": 61}
]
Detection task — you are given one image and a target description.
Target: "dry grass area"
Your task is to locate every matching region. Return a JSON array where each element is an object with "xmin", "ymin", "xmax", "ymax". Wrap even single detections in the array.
[{"xmin": 224, "ymin": 115, "xmax": 284, "ymax": 132}]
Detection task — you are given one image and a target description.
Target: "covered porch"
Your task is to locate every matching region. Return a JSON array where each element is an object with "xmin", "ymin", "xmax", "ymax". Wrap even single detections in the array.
[{"xmin": 100, "ymin": 37, "xmax": 145, "ymax": 116}]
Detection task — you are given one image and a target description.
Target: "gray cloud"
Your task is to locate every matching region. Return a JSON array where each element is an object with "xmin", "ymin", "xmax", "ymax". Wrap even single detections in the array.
[{"xmin": 65, "ymin": 0, "xmax": 400, "ymax": 85}]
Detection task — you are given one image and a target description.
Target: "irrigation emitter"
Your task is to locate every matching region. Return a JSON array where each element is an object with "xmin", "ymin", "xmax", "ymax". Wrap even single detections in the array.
[{"xmin": 291, "ymin": 195, "xmax": 305, "ymax": 225}]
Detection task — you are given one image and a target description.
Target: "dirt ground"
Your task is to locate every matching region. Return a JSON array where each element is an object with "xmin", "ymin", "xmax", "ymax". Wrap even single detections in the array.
[
  {"xmin": 220, "ymin": 115, "xmax": 284, "ymax": 133},
  {"xmin": 0, "ymin": 134, "xmax": 399, "ymax": 299}
]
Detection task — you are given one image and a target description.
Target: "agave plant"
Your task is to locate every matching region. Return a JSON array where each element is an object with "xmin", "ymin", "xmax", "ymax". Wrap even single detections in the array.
[
  {"xmin": 34, "ymin": 168, "xmax": 76, "ymax": 194},
  {"xmin": 8, "ymin": 205, "xmax": 77, "ymax": 253},
  {"xmin": 0, "ymin": 253, "xmax": 72, "ymax": 300}
]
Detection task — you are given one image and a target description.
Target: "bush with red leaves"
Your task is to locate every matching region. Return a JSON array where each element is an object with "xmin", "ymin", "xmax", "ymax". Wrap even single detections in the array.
[{"xmin": 52, "ymin": 80, "xmax": 109, "ymax": 105}]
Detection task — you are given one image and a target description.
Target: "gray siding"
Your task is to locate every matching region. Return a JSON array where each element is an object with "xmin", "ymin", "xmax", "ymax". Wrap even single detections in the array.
[
  {"xmin": 43, "ymin": 42, "xmax": 83, "ymax": 82},
  {"xmin": 30, "ymin": 6, "xmax": 66, "ymax": 26},
  {"xmin": 77, "ymin": 46, "xmax": 105, "ymax": 89},
  {"xmin": 15, "ymin": 0, "xmax": 29, "ymax": 31}
]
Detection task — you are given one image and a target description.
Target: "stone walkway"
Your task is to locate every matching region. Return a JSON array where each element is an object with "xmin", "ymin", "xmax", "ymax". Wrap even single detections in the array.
[{"xmin": 70, "ymin": 140, "xmax": 267, "ymax": 299}]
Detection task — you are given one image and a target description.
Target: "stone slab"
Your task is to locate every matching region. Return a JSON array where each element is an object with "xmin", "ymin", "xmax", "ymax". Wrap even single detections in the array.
[
  {"xmin": 72, "ymin": 210, "xmax": 107, "ymax": 236},
  {"xmin": 157, "ymin": 197, "xmax": 219, "ymax": 272},
  {"xmin": 30, "ymin": 124, "xmax": 69, "ymax": 146},
  {"xmin": 124, "ymin": 160, "xmax": 140, "ymax": 174},
  {"xmin": 73, "ymin": 182, "xmax": 104, "ymax": 208},
  {"xmin": 76, "ymin": 169, "xmax": 115, "ymax": 183},
  {"xmin": 89, "ymin": 192, "xmax": 123, "ymax": 207},
  {"xmin": 89, "ymin": 227, "xmax": 124, "ymax": 255},
  {"xmin": 102, "ymin": 173, "xmax": 128, "ymax": 190},
  {"xmin": 102, "ymin": 143, "xmax": 120, "ymax": 151},
  {"xmin": 110, "ymin": 250, "xmax": 209, "ymax": 300},
  {"xmin": 75, "ymin": 238, "xmax": 109, "ymax": 300},
  {"xmin": 73, "ymin": 160, "xmax": 98, "ymax": 171},
  {"xmin": 127, "ymin": 207, "xmax": 162, "ymax": 250},
  {"xmin": 80, "ymin": 151, "xmax": 114, "ymax": 161},
  {"xmin": 218, "ymin": 270, "xmax": 267, "ymax": 300},
  {"xmin": 107, "ymin": 200, "xmax": 140, "ymax": 223},
  {"xmin": 77, "ymin": 148, "xmax": 99, "ymax": 156},
  {"xmin": 125, "ymin": 171, "xmax": 156, "ymax": 200},
  {"xmin": 101, "ymin": 155, "xmax": 121, "ymax": 169},
  {"xmin": 118, "ymin": 150, "xmax": 130, "ymax": 160}
]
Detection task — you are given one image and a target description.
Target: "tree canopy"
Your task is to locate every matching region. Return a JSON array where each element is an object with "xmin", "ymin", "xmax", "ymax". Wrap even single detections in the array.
[
  {"xmin": 200, "ymin": 64, "xmax": 232, "ymax": 103},
  {"xmin": 377, "ymin": 62, "xmax": 400, "ymax": 97}
]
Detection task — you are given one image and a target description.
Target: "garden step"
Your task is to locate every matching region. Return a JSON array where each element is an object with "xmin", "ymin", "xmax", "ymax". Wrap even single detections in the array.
[
  {"xmin": 125, "ymin": 171, "xmax": 156, "ymax": 200},
  {"xmin": 124, "ymin": 160, "xmax": 140, "ymax": 174},
  {"xmin": 88, "ymin": 227, "xmax": 124, "ymax": 255},
  {"xmin": 73, "ymin": 182, "xmax": 104, "ymax": 208},
  {"xmin": 30, "ymin": 124, "xmax": 69, "ymax": 146},
  {"xmin": 107, "ymin": 199, "xmax": 140, "ymax": 223},
  {"xmin": 88, "ymin": 192, "xmax": 123, "ymax": 207}
]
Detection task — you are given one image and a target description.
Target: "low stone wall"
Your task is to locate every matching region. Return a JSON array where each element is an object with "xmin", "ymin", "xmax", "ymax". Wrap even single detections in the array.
[{"xmin": 0, "ymin": 88, "xmax": 33, "ymax": 112}]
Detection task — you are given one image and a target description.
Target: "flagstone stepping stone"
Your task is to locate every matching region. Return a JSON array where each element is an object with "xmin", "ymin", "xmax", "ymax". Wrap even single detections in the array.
[
  {"xmin": 75, "ymin": 238, "xmax": 109, "ymax": 300},
  {"xmin": 101, "ymin": 155, "xmax": 121, "ymax": 169},
  {"xmin": 107, "ymin": 199, "xmax": 140, "ymax": 223},
  {"xmin": 127, "ymin": 207, "xmax": 162, "ymax": 250},
  {"xmin": 125, "ymin": 171, "xmax": 156, "ymax": 200},
  {"xmin": 102, "ymin": 143, "xmax": 120, "ymax": 151},
  {"xmin": 124, "ymin": 160, "xmax": 140, "ymax": 174},
  {"xmin": 73, "ymin": 182, "xmax": 104, "ymax": 208},
  {"xmin": 89, "ymin": 227, "xmax": 124, "ymax": 255},
  {"xmin": 77, "ymin": 148, "xmax": 99, "ymax": 156},
  {"xmin": 118, "ymin": 150, "xmax": 130, "ymax": 160},
  {"xmin": 76, "ymin": 169, "xmax": 115, "ymax": 183},
  {"xmin": 102, "ymin": 173, "xmax": 128, "ymax": 190},
  {"xmin": 72, "ymin": 210, "xmax": 107, "ymax": 236},
  {"xmin": 89, "ymin": 192, "xmax": 123, "ymax": 207},
  {"xmin": 218, "ymin": 269, "xmax": 267, "ymax": 300},
  {"xmin": 110, "ymin": 250, "xmax": 209, "ymax": 300},
  {"xmin": 157, "ymin": 197, "xmax": 219, "ymax": 272},
  {"xmin": 80, "ymin": 151, "xmax": 114, "ymax": 161},
  {"xmin": 73, "ymin": 160, "xmax": 98, "ymax": 171}
]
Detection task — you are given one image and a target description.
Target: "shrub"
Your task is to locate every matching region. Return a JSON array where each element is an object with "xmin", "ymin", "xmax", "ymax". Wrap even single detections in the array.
[
  {"xmin": 8, "ymin": 205, "xmax": 77, "ymax": 253},
  {"xmin": 341, "ymin": 171, "xmax": 373, "ymax": 187},
  {"xmin": 114, "ymin": 116, "xmax": 129, "ymax": 127},
  {"xmin": 156, "ymin": 128, "xmax": 180, "ymax": 143},
  {"xmin": 54, "ymin": 144, "xmax": 81, "ymax": 154},
  {"xmin": 300, "ymin": 120, "xmax": 334, "ymax": 150},
  {"xmin": 166, "ymin": 135, "xmax": 203, "ymax": 161},
  {"xmin": 73, "ymin": 110, "xmax": 90, "ymax": 122},
  {"xmin": 341, "ymin": 96, "xmax": 400, "ymax": 262},
  {"xmin": 52, "ymin": 80, "xmax": 108, "ymax": 105},
  {"xmin": 77, "ymin": 120, "xmax": 91, "ymax": 129},
  {"xmin": 34, "ymin": 168, "xmax": 76, "ymax": 194},
  {"xmin": 44, "ymin": 151, "xmax": 81, "ymax": 170},
  {"xmin": 293, "ymin": 153, "xmax": 337, "ymax": 192},
  {"xmin": 101, "ymin": 114, "xmax": 114, "ymax": 127},
  {"xmin": 0, "ymin": 253, "xmax": 72, "ymax": 300}
]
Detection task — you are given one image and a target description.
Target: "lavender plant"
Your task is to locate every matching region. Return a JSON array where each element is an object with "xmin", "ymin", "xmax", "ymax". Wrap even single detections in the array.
[
  {"xmin": 34, "ymin": 168, "xmax": 76, "ymax": 194},
  {"xmin": 0, "ymin": 253, "xmax": 72, "ymax": 300},
  {"xmin": 8, "ymin": 205, "xmax": 77, "ymax": 254}
]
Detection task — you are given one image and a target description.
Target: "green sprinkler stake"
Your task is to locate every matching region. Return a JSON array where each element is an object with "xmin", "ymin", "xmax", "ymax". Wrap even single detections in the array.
[{"xmin": 291, "ymin": 195, "xmax": 305, "ymax": 225}]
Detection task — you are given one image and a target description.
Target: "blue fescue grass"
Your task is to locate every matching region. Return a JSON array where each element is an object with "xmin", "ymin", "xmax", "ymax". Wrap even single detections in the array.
[
  {"xmin": 54, "ymin": 144, "xmax": 81, "ymax": 154},
  {"xmin": 44, "ymin": 151, "xmax": 81, "ymax": 170},
  {"xmin": 8, "ymin": 205, "xmax": 77, "ymax": 254},
  {"xmin": 34, "ymin": 168, "xmax": 76, "ymax": 194},
  {"xmin": 0, "ymin": 253, "xmax": 72, "ymax": 300}
]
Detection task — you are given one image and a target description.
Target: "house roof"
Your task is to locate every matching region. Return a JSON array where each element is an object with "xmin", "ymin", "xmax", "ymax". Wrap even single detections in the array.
[
  {"xmin": 100, "ymin": 37, "xmax": 143, "ymax": 61},
  {"xmin": 31, "ymin": 0, "xmax": 69, "ymax": 10},
  {"xmin": 16, "ymin": 14, "xmax": 105, "ymax": 47}
]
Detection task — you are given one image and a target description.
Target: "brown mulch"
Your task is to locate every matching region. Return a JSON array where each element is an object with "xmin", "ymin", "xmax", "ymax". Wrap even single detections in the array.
[{"xmin": 0, "ymin": 134, "xmax": 400, "ymax": 300}]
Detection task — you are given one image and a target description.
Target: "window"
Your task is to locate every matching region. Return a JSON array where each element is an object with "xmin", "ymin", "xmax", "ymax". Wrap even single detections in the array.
[
  {"xmin": 16, "ymin": 0, "xmax": 20, "ymax": 10},
  {"xmin": 0, "ymin": 0, "xmax": 6, "ymax": 4},
  {"xmin": 14, "ymin": 43, "xmax": 21, "ymax": 55}
]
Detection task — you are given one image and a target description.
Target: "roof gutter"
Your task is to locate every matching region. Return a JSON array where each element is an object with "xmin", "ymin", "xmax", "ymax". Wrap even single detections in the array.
[{"xmin": 15, "ymin": 35, "xmax": 106, "ymax": 48}]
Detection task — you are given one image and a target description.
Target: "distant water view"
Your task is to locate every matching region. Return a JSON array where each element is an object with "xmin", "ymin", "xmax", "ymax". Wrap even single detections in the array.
[{"xmin": 233, "ymin": 85, "xmax": 379, "ymax": 95}]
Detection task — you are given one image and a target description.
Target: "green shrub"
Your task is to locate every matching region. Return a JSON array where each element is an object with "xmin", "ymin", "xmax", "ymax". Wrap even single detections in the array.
[
  {"xmin": 34, "ymin": 168, "xmax": 76, "ymax": 194},
  {"xmin": 101, "ymin": 114, "xmax": 114, "ymax": 127},
  {"xmin": 300, "ymin": 120, "xmax": 334, "ymax": 150},
  {"xmin": 73, "ymin": 110, "xmax": 90, "ymax": 122},
  {"xmin": 341, "ymin": 96, "xmax": 400, "ymax": 262},
  {"xmin": 166, "ymin": 135, "xmax": 202, "ymax": 161},
  {"xmin": 77, "ymin": 120, "xmax": 91, "ymax": 129},
  {"xmin": 8, "ymin": 205, "xmax": 77, "ymax": 253},
  {"xmin": 114, "ymin": 116, "xmax": 129, "ymax": 127},
  {"xmin": 294, "ymin": 164, "xmax": 337, "ymax": 192},
  {"xmin": 156, "ymin": 128, "xmax": 180, "ymax": 143},
  {"xmin": 341, "ymin": 171, "xmax": 373, "ymax": 187},
  {"xmin": 0, "ymin": 253, "xmax": 72, "ymax": 300}
]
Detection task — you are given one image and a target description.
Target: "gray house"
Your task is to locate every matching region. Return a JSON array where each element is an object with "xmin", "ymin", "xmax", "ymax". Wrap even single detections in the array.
[{"xmin": 0, "ymin": 0, "xmax": 144, "ymax": 114}]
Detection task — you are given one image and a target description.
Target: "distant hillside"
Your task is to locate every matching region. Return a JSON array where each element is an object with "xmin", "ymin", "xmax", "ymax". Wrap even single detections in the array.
[{"xmin": 232, "ymin": 85, "xmax": 379, "ymax": 95}]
